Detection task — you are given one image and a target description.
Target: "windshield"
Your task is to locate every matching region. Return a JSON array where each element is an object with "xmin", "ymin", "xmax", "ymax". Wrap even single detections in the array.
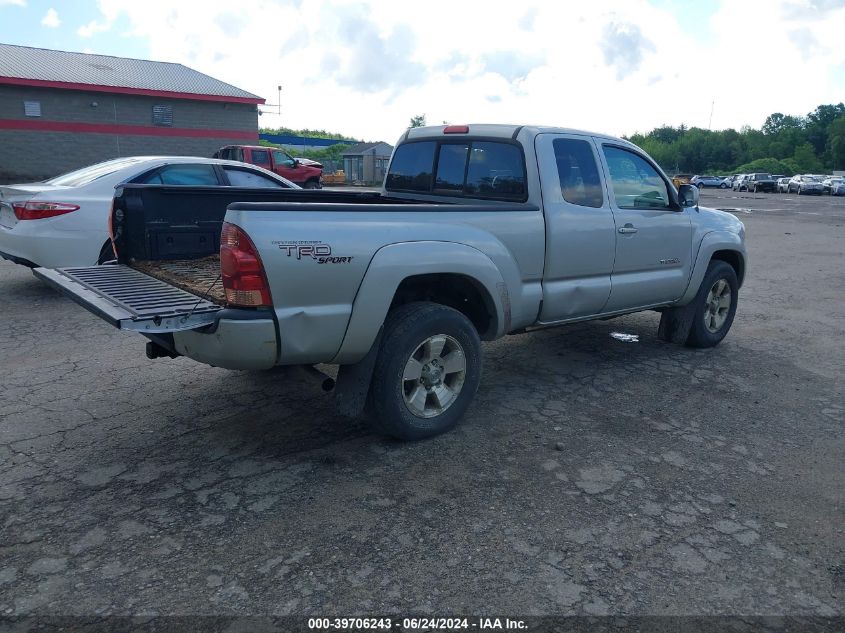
[{"xmin": 45, "ymin": 157, "xmax": 150, "ymax": 187}]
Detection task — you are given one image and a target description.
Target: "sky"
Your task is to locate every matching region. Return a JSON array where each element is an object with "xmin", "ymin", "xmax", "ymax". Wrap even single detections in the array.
[{"xmin": 1, "ymin": 0, "xmax": 844, "ymax": 142}]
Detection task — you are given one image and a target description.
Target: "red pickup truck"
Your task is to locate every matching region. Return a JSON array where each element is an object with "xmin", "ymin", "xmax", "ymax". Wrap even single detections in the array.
[{"xmin": 212, "ymin": 145, "xmax": 322, "ymax": 188}]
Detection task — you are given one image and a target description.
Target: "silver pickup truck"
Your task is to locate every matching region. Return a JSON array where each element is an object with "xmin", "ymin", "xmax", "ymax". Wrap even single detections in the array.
[{"xmin": 36, "ymin": 124, "xmax": 747, "ymax": 440}]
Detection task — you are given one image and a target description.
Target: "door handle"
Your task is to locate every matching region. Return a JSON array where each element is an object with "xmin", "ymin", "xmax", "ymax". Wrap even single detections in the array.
[{"xmin": 618, "ymin": 224, "xmax": 638, "ymax": 234}]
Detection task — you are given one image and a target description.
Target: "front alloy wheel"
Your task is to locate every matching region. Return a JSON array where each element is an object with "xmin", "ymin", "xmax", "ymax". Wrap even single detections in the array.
[
  {"xmin": 687, "ymin": 260, "xmax": 739, "ymax": 348},
  {"xmin": 703, "ymin": 279, "xmax": 731, "ymax": 333}
]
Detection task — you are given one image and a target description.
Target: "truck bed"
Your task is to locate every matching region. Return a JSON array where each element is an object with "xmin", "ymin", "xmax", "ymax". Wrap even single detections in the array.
[{"xmin": 131, "ymin": 256, "xmax": 224, "ymax": 304}]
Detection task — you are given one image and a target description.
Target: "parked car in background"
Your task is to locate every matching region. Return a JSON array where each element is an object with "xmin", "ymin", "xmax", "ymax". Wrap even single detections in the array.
[
  {"xmin": 746, "ymin": 173, "xmax": 776, "ymax": 193},
  {"xmin": 213, "ymin": 145, "xmax": 323, "ymax": 189},
  {"xmin": 0, "ymin": 156, "xmax": 297, "ymax": 268},
  {"xmin": 732, "ymin": 174, "xmax": 749, "ymax": 191},
  {"xmin": 776, "ymin": 177, "xmax": 792, "ymax": 193},
  {"xmin": 788, "ymin": 175, "xmax": 823, "ymax": 195},
  {"xmin": 823, "ymin": 177, "xmax": 845, "ymax": 195},
  {"xmin": 691, "ymin": 175, "xmax": 727, "ymax": 188}
]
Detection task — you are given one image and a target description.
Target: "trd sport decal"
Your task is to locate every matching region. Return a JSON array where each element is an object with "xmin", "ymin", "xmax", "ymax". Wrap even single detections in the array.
[{"xmin": 272, "ymin": 240, "xmax": 353, "ymax": 264}]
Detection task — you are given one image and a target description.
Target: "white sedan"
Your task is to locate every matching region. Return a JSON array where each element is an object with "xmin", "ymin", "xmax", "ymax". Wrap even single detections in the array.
[{"xmin": 0, "ymin": 156, "xmax": 297, "ymax": 268}]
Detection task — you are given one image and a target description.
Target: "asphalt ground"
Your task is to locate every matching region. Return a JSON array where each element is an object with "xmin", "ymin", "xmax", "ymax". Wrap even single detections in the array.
[{"xmin": 0, "ymin": 189, "xmax": 843, "ymax": 622}]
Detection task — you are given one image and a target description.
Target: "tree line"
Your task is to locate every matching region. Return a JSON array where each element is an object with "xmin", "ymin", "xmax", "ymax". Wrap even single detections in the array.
[{"xmin": 626, "ymin": 103, "xmax": 845, "ymax": 175}]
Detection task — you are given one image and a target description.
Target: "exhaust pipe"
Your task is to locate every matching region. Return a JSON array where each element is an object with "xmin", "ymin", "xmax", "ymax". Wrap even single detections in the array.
[{"xmin": 299, "ymin": 365, "xmax": 335, "ymax": 391}]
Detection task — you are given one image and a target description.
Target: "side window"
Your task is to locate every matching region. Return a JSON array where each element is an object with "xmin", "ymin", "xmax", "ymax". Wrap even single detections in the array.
[
  {"xmin": 434, "ymin": 144, "xmax": 469, "ymax": 192},
  {"xmin": 250, "ymin": 149, "xmax": 270, "ymax": 166},
  {"xmin": 273, "ymin": 150, "xmax": 296, "ymax": 168},
  {"xmin": 224, "ymin": 168, "xmax": 286, "ymax": 188},
  {"xmin": 602, "ymin": 146, "xmax": 671, "ymax": 210},
  {"xmin": 147, "ymin": 164, "xmax": 219, "ymax": 186},
  {"xmin": 465, "ymin": 142, "xmax": 526, "ymax": 199},
  {"xmin": 385, "ymin": 141, "xmax": 436, "ymax": 192},
  {"xmin": 552, "ymin": 138, "xmax": 603, "ymax": 208}
]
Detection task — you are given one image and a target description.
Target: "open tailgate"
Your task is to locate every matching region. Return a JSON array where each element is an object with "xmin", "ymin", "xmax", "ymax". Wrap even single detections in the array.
[{"xmin": 33, "ymin": 264, "xmax": 221, "ymax": 333}]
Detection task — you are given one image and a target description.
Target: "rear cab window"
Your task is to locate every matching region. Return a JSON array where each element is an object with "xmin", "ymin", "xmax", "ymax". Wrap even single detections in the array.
[
  {"xmin": 553, "ymin": 138, "xmax": 603, "ymax": 208},
  {"xmin": 386, "ymin": 139, "xmax": 527, "ymax": 201}
]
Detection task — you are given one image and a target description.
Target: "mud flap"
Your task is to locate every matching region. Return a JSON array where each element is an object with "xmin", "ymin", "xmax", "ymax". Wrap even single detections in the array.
[
  {"xmin": 657, "ymin": 302, "xmax": 697, "ymax": 344},
  {"xmin": 334, "ymin": 327, "xmax": 383, "ymax": 418}
]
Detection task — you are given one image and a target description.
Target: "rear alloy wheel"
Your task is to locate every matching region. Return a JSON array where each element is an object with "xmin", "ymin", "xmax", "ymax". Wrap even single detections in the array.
[
  {"xmin": 686, "ymin": 261, "xmax": 739, "ymax": 348},
  {"xmin": 369, "ymin": 302, "xmax": 482, "ymax": 440}
]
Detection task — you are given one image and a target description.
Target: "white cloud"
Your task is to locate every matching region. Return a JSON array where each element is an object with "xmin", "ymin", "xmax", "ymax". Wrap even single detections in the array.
[
  {"xmin": 77, "ymin": 19, "xmax": 111, "ymax": 38},
  {"xmin": 0, "ymin": 0, "xmax": 26, "ymax": 6},
  {"xmin": 87, "ymin": 0, "xmax": 845, "ymax": 141},
  {"xmin": 41, "ymin": 8, "xmax": 60, "ymax": 28}
]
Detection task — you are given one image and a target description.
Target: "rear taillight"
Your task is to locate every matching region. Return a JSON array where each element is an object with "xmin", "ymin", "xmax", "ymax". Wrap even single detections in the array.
[
  {"xmin": 220, "ymin": 222, "xmax": 272, "ymax": 307},
  {"xmin": 12, "ymin": 201, "xmax": 80, "ymax": 221}
]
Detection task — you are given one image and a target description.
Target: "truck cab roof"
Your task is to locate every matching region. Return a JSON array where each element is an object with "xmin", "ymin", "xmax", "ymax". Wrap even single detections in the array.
[{"xmin": 404, "ymin": 124, "xmax": 635, "ymax": 148}]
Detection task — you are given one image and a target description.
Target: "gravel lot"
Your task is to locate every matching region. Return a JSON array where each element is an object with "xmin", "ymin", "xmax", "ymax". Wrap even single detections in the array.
[{"xmin": 0, "ymin": 190, "xmax": 843, "ymax": 619}]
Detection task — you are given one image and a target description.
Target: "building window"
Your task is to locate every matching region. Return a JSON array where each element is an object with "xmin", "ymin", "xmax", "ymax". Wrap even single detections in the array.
[
  {"xmin": 24, "ymin": 101, "xmax": 41, "ymax": 117},
  {"xmin": 152, "ymin": 104, "xmax": 173, "ymax": 127}
]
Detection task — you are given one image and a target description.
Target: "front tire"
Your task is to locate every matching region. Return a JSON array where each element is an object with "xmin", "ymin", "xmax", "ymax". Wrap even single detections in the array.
[
  {"xmin": 686, "ymin": 261, "xmax": 739, "ymax": 348},
  {"xmin": 369, "ymin": 302, "xmax": 482, "ymax": 440},
  {"xmin": 303, "ymin": 179, "xmax": 321, "ymax": 189}
]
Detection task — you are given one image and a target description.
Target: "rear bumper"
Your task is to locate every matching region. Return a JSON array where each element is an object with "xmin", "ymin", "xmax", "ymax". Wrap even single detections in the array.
[
  {"xmin": 0, "ymin": 223, "xmax": 104, "ymax": 268},
  {"xmin": 0, "ymin": 249, "xmax": 37, "ymax": 267},
  {"xmin": 173, "ymin": 312, "xmax": 278, "ymax": 370}
]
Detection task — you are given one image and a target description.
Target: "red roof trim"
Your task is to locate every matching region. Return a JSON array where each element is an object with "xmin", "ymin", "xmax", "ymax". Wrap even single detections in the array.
[
  {"xmin": 0, "ymin": 118, "xmax": 259, "ymax": 140},
  {"xmin": 0, "ymin": 76, "xmax": 265, "ymax": 104}
]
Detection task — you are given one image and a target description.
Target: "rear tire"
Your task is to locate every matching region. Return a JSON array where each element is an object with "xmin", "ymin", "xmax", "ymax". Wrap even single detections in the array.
[
  {"xmin": 369, "ymin": 302, "xmax": 482, "ymax": 440},
  {"xmin": 686, "ymin": 261, "xmax": 739, "ymax": 348}
]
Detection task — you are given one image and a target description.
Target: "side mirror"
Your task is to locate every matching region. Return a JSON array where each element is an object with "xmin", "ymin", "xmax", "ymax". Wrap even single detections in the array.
[
  {"xmin": 678, "ymin": 183, "xmax": 699, "ymax": 208},
  {"xmin": 293, "ymin": 159, "xmax": 300, "ymax": 168}
]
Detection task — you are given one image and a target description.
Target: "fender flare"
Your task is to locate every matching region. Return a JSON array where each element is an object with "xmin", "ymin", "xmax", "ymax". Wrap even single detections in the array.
[
  {"xmin": 678, "ymin": 231, "xmax": 747, "ymax": 305},
  {"xmin": 331, "ymin": 241, "xmax": 508, "ymax": 364}
]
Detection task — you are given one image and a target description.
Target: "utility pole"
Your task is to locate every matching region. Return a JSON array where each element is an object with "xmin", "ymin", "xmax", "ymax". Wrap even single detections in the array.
[
  {"xmin": 708, "ymin": 100, "xmax": 715, "ymax": 130},
  {"xmin": 277, "ymin": 85, "xmax": 282, "ymax": 117}
]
